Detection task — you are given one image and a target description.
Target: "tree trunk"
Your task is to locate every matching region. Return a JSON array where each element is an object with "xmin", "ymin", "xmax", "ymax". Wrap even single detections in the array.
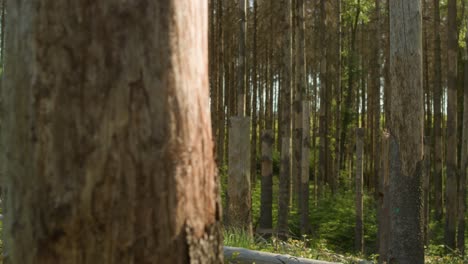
[
  {"xmin": 371, "ymin": 0, "xmax": 381, "ymax": 195},
  {"xmin": 318, "ymin": 0, "xmax": 329, "ymax": 199},
  {"xmin": 432, "ymin": 0, "xmax": 443, "ymax": 222},
  {"xmin": 423, "ymin": 137, "xmax": 431, "ymax": 245},
  {"xmin": 300, "ymin": 101, "xmax": 311, "ymax": 235},
  {"xmin": 388, "ymin": 1, "xmax": 424, "ymax": 263},
  {"xmin": 227, "ymin": 0, "xmax": 252, "ymax": 236},
  {"xmin": 293, "ymin": 0, "xmax": 306, "ymax": 207},
  {"xmin": 227, "ymin": 117, "xmax": 253, "ymax": 235},
  {"xmin": 278, "ymin": 0, "xmax": 292, "ymax": 240},
  {"xmin": 457, "ymin": 21, "xmax": 468, "ymax": 253},
  {"xmin": 355, "ymin": 128, "xmax": 364, "ymax": 253},
  {"xmin": 259, "ymin": 130, "xmax": 274, "ymax": 233},
  {"xmin": 445, "ymin": 0, "xmax": 458, "ymax": 250},
  {"xmin": 251, "ymin": 0, "xmax": 259, "ymax": 185},
  {"xmin": 378, "ymin": 132, "xmax": 390, "ymax": 264},
  {"xmin": 237, "ymin": 0, "xmax": 247, "ymax": 116},
  {"xmin": 1, "ymin": 1, "xmax": 223, "ymax": 263},
  {"xmin": 217, "ymin": 0, "xmax": 226, "ymax": 166}
]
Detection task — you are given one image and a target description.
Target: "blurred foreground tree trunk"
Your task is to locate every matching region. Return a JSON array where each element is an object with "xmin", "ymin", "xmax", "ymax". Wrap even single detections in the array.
[{"xmin": 1, "ymin": 1, "xmax": 223, "ymax": 263}]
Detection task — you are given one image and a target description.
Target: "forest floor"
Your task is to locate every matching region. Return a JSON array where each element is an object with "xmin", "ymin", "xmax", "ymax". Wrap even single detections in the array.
[{"xmin": 220, "ymin": 164, "xmax": 468, "ymax": 264}]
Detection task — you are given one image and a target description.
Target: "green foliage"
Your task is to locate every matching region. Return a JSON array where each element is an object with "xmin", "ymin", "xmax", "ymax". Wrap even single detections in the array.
[
  {"xmin": 309, "ymin": 190, "xmax": 377, "ymax": 253},
  {"xmin": 425, "ymin": 244, "xmax": 466, "ymax": 264},
  {"xmin": 223, "ymin": 227, "xmax": 256, "ymax": 249}
]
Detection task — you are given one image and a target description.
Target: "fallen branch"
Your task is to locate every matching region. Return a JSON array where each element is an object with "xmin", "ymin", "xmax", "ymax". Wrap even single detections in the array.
[{"xmin": 223, "ymin": 246, "xmax": 340, "ymax": 264}]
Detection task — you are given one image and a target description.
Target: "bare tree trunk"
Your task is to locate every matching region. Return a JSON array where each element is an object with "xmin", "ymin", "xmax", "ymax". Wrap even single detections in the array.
[
  {"xmin": 423, "ymin": 137, "xmax": 431, "ymax": 245},
  {"xmin": 217, "ymin": 0, "xmax": 225, "ymax": 165},
  {"xmin": 388, "ymin": 1, "xmax": 424, "ymax": 263},
  {"xmin": 251, "ymin": 0, "xmax": 259, "ymax": 185},
  {"xmin": 457, "ymin": 20, "xmax": 468, "ymax": 253},
  {"xmin": 378, "ymin": 132, "xmax": 390, "ymax": 264},
  {"xmin": 294, "ymin": 0, "xmax": 306, "ymax": 210},
  {"xmin": 445, "ymin": 0, "xmax": 458, "ymax": 250},
  {"xmin": 300, "ymin": 101, "xmax": 311, "ymax": 235},
  {"xmin": 227, "ymin": 0, "xmax": 252, "ymax": 236},
  {"xmin": 355, "ymin": 128, "xmax": 364, "ymax": 253},
  {"xmin": 433, "ymin": 0, "xmax": 443, "ymax": 222},
  {"xmin": 1, "ymin": 1, "xmax": 223, "ymax": 263},
  {"xmin": 319, "ymin": 0, "xmax": 328, "ymax": 199},
  {"xmin": 259, "ymin": 130, "xmax": 274, "ymax": 233},
  {"xmin": 237, "ymin": 0, "xmax": 247, "ymax": 116},
  {"xmin": 371, "ymin": 0, "xmax": 381, "ymax": 195},
  {"xmin": 278, "ymin": 0, "xmax": 292, "ymax": 240},
  {"xmin": 227, "ymin": 117, "xmax": 252, "ymax": 235}
]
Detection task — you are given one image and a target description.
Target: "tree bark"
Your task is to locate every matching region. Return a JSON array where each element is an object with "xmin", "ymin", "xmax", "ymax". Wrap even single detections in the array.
[
  {"xmin": 423, "ymin": 137, "xmax": 431, "ymax": 245},
  {"xmin": 457, "ymin": 19, "xmax": 468, "ymax": 253},
  {"xmin": 445, "ymin": 0, "xmax": 458, "ymax": 250},
  {"xmin": 293, "ymin": 0, "xmax": 306, "ymax": 206},
  {"xmin": 259, "ymin": 130, "xmax": 274, "ymax": 233},
  {"xmin": 227, "ymin": 0, "xmax": 252, "ymax": 236},
  {"xmin": 227, "ymin": 117, "xmax": 252, "ymax": 236},
  {"xmin": 1, "ymin": 1, "xmax": 223, "ymax": 263},
  {"xmin": 355, "ymin": 128, "xmax": 364, "ymax": 253},
  {"xmin": 300, "ymin": 101, "xmax": 311, "ymax": 235},
  {"xmin": 237, "ymin": 0, "xmax": 247, "ymax": 116},
  {"xmin": 378, "ymin": 132, "xmax": 390, "ymax": 264},
  {"xmin": 217, "ymin": 0, "xmax": 226, "ymax": 165},
  {"xmin": 278, "ymin": 0, "xmax": 292, "ymax": 240},
  {"xmin": 251, "ymin": 0, "xmax": 259, "ymax": 185},
  {"xmin": 388, "ymin": 1, "xmax": 424, "ymax": 263},
  {"xmin": 432, "ymin": 0, "xmax": 443, "ymax": 222}
]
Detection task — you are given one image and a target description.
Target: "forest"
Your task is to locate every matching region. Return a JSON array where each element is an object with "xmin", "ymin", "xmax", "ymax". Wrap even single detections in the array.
[{"xmin": 0, "ymin": 0, "xmax": 467, "ymax": 264}]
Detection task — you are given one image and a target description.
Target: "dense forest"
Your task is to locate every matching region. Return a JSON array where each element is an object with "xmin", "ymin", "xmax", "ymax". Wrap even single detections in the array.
[
  {"xmin": 210, "ymin": 0, "xmax": 468, "ymax": 263},
  {"xmin": 0, "ymin": 0, "xmax": 467, "ymax": 264}
]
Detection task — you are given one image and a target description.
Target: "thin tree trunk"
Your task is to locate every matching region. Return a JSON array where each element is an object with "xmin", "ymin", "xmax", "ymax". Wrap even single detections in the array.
[
  {"xmin": 217, "ymin": 0, "xmax": 225, "ymax": 165},
  {"xmin": 371, "ymin": 0, "xmax": 381, "ymax": 196},
  {"xmin": 445, "ymin": 0, "xmax": 458, "ymax": 250},
  {"xmin": 300, "ymin": 101, "xmax": 311, "ymax": 235},
  {"xmin": 423, "ymin": 137, "xmax": 431, "ymax": 245},
  {"xmin": 355, "ymin": 128, "xmax": 364, "ymax": 253},
  {"xmin": 388, "ymin": 1, "xmax": 424, "ymax": 263},
  {"xmin": 227, "ymin": 0, "xmax": 252, "ymax": 236},
  {"xmin": 293, "ymin": 0, "xmax": 306, "ymax": 206},
  {"xmin": 378, "ymin": 132, "xmax": 390, "ymax": 264},
  {"xmin": 319, "ymin": 0, "xmax": 328, "ymax": 199},
  {"xmin": 433, "ymin": 0, "xmax": 443, "ymax": 222},
  {"xmin": 2, "ymin": 1, "xmax": 223, "ymax": 263},
  {"xmin": 259, "ymin": 129, "xmax": 274, "ymax": 234},
  {"xmin": 278, "ymin": 0, "xmax": 292, "ymax": 240},
  {"xmin": 251, "ymin": 0, "xmax": 259, "ymax": 185},
  {"xmin": 457, "ymin": 20, "xmax": 468, "ymax": 253}
]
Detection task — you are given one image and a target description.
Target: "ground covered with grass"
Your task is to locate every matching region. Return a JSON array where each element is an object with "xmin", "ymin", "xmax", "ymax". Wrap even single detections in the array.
[{"xmin": 220, "ymin": 156, "xmax": 468, "ymax": 264}]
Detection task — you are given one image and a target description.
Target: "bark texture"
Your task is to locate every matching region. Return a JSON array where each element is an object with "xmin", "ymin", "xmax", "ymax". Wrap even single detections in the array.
[
  {"xmin": 300, "ymin": 102, "xmax": 310, "ymax": 235},
  {"xmin": 458, "ymin": 21, "xmax": 468, "ymax": 253},
  {"xmin": 432, "ymin": 0, "xmax": 443, "ymax": 222},
  {"xmin": 1, "ymin": 1, "xmax": 223, "ymax": 263},
  {"xmin": 388, "ymin": 1, "xmax": 424, "ymax": 263},
  {"xmin": 227, "ymin": 117, "xmax": 252, "ymax": 235},
  {"xmin": 378, "ymin": 132, "xmax": 390, "ymax": 263},
  {"xmin": 278, "ymin": 0, "xmax": 292, "ymax": 240},
  {"xmin": 259, "ymin": 130, "xmax": 274, "ymax": 232},
  {"xmin": 355, "ymin": 128, "xmax": 364, "ymax": 253},
  {"xmin": 445, "ymin": 0, "xmax": 458, "ymax": 250}
]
